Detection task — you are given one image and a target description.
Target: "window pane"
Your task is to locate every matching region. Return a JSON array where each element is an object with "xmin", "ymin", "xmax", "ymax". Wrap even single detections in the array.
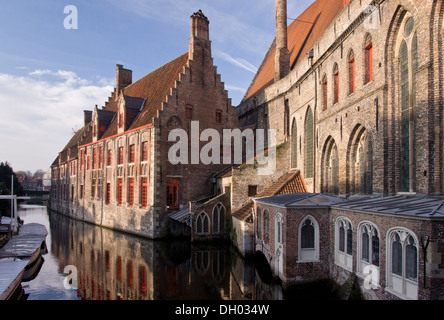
[
  {"xmin": 339, "ymin": 224, "xmax": 345, "ymax": 252},
  {"xmin": 372, "ymin": 233, "xmax": 380, "ymax": 266},
  {"xmin": 362, "ymin": 229, "xmax": 369, "ymax": 262},
  {"xmin": 392, "ymin": 234, "xmax": 403, "ymax": 276},
  {"xmin": 301, "ymin": 219, "xmax": 315, "ymax": 249},
  {"xmin": 406, "ymin": 237, "xmax": 418, "ymax": 281},
  {"xmin": 347, "ymin": 226, "xmax": 353, "ymax": 255},
  {"xmin": 305, "ymin": 108, "xmax": 314, "ymax": 178}
]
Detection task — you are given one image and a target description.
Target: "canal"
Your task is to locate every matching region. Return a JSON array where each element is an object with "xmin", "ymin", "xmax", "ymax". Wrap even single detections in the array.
[{"xmin": 18, "ymin": 205, "xmax": 286, "ymax": 300}]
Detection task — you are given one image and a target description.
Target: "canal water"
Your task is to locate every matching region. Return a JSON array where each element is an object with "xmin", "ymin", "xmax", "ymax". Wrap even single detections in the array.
[{"xmin": 17, "ymin": 205, "xmax": 286, "ymax": 300}]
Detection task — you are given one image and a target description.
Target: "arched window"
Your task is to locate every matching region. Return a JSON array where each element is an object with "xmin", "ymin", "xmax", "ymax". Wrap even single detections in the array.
[
  {"xmin": 364, "ymin": 34, "xmax": 373, "ymax": 84},
  {"xmin": 348, "ymin": 50, "xmax": 355, "ymax": 94},
  {"xmin": 349, "ymin": 126, "xmax": 373, "ymax": 194},
  {"xmin": 263, "ymin": 210, "xmax": 270, "ymax": 244},
  {"xmin": 298, "ymin": 216, "xmax": 320, "ymax": 262},
  {"xmin": 386, "ymin": 228, "xmax": 418, "ymax": 299},
  {"xmin": 196, "ymin": 212, "xmax": 210, "ymax": 234},
  {"xmin": 335, "ymin": 217, "xmax": 353, "ymax": 270},
  {"xmin": 357, "ymin": 222, "xmax": 380, "ymax": 284},
  {"xmin": 275, "ymin": 213, "xmax": 283, "ymax": 245},
  {"xmin": 322, "ymin": 138, "xmax": 339, "ymax": 195},
  {"xmin": 212, "ymin": 204, "xmax": 225, "ymax": 234},
  {"xmin": 322, "ymin": 74, "xmax": 328, "ymax": 111},
  {"xmin": 291, "ymin": 118, "xmax": 298, "ymax": 168},
  {"xmin": 399, "ymin": 16, "xmax": 417, "ymax": 192},
  {"xmin": 304, "ymin": 107, "xmax": 314, "ymax": 179},
  {"xmin": 333, "ymin": 63, "xmax": 339, "ymax": 104},
  {"xmin": 256, "ymin": 208, "xmax": 262, "ymax": 239}
]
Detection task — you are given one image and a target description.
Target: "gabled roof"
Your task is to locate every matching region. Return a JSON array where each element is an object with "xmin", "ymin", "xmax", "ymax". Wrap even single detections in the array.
[
  {"xmin": 232, "ymin": 169, "xmax": 307, "ymax": 222},
  {"xmin": 243, "ymin": 0, "xmax": 345, "ymax": 101}
]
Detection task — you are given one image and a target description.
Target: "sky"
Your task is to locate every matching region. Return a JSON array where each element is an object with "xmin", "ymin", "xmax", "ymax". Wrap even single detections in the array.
[{"xmin": 0, "ymin": 0, "xmax": 314, "ymax": 173}]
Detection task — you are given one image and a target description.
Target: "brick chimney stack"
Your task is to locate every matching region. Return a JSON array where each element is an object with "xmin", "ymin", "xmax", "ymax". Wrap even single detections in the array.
[
  {"xmin": 275, "ymin": 0, "xmax": 290, "ymax": 81},
  {"xmin": 116, "ymin": 64, "xmax": 132, "ymax": 94},
  {"xmin": 189, "ymin": 10, "xmax": 210, "ymax": 61}
]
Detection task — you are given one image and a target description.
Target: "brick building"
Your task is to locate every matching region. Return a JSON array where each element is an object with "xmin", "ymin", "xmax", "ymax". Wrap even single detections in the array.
[
  {"xmin": 233, "ymin": 0, "xmax": 444, "ymax": 300},
  {"xmin": 50, "ymin": 10, "xmax": 239, "ymax": 239}
]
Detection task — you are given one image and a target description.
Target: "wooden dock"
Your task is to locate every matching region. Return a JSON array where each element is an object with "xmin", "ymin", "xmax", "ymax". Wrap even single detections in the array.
[{"xmin": 0, "ymin": 223, "xmax": 48, "ymax": 299}]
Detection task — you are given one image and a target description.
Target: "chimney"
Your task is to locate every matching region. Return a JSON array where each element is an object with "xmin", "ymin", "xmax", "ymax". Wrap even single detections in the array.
[
  {"xmin": 84, "ymin": 110, "xmax": 92, "ymax": 126},
  {"xmin": 189, "ymin": 10, "xmax": 210, "ymax": 60},
  {"xmin": 275, "ymin": 0, "xmax": 290, "ymax": 81},
  {"xmin": 116, "ymin": 64, "xmax": 132, "ymax": 94}
]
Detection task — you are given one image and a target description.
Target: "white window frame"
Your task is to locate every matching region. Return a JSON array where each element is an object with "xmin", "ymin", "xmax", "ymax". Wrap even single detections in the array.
[{"xmin": 334, "ymin": 216, "xmax": 353, "ymax": 270}]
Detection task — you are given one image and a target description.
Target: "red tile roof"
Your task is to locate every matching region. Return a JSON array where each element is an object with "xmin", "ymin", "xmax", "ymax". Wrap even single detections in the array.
[
  {"xmin": 232, "ymin": 169, "xmax": 307, "ymax": 221},
  {"xmin": 243, "ymin": 0, "xmax": 344, "ymax": 101}
]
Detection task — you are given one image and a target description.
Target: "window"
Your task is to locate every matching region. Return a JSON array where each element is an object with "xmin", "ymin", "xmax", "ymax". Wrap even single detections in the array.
[
  {"xmin": 275, "ymin": 214, "xmax": 283, "ymax": 245},
  {"xmin": 215, "ymin": 110, "xmax": 222, "ymax": 123},
  {"xmin": 106, "ymin": 183, "xmax": 111, "ymax": 205},
  {"xmin": 141, "ymin": 177, "xmax": 148, "ymax": 208},
  {"xmin": 118, "ymin": 147, "xmax": 124, "ymax": 165},
  {"xmin": 263, "ymin": 211, "xmax": 270, "ymax": 244},
  {"xmin": 333, "ymin": 64, "xmax": 339, "ymax": 104},
  {"xmin": 335, "ymin": 217, "xmax": 353, "ymax": 269},
  {"xmin": 80, "ymin": 150, "xmax": 85, "ymax": 171},
  {"xmin": 117, "ymin": 178, "xmax": 123, "ymax": 206},
  {"xmin": 141, "ymin": 142, "xmax": 148, "ymax": 162},
  {"xmin": 119, "ymin": 113, "xmax": 124, "ymax": 128},
  {"xmin": 348, "ymin": 50, "xmax": 355, "ymax": 94},
  {"xmin": 93, "ymin": 147, "xmax": 97, "ymax": 169},
  {"xmin": 212, "ymin": 204, "xmax": 225, "ymax": 234},
  {"xmin": 256, "ymin": 208, "xmax": 262, "ymax": 239},
  {"xmin": 291, "ymin": 118, "xmax": 297, "ymax": 168},
  {"xmin": 98, "ymin": 146, "xmax": 103, "ymax": 169},
  {"xmin": 167, "ymin": 177, "xmax": 180, "ymax": 209},
  {"xmin": 298, "ymin": 216, "xmax": 319, "ymax": 261},
  {"xmin": 364, "ymin": 35, "xmax": 373, "ymax": 84},
  {"xmin": 322, "ymin": 75, "xmax": 328, "ymax": 110},
  {"xmin": 387, "ymin": 228, "xmax": 418, "ymax": 299},
  {"xmin": 399, "ymin": 17, "xmax": 417, "ymax": 193},
  {"xmin": 304, "ymin": 107, "xmax": 314, "ymax": 178},
  {"xmin": 196, "ymin": 212, "xmax": 210, "ymax": 234},
  {"xmin": 107, "ymin": 149, "xmax": 112, "ymax": 166},
  {"xmin": 186, "ymin": 105, "xmax": 193, "ymax": 120},
  {"xmin": 248, "ymin": 185, "xmax": 257, "ymax": 197},
  {"xmin": 128, "ymin": 178, "xmax": 134, "ymax": 207},
  {"xmin": 129, "ymin": 144, "xmax": 135, "ymax": 164},
  {"xmin": 357, "ymin": 222, "xmax": 380, "ymax": 284}
]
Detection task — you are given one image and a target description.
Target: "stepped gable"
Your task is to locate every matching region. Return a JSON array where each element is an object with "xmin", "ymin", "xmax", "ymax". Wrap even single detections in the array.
[
  {"xmin": 232, "ymin": 169, "xmax": 307, "ymax": 222},
  {"xmin": 243, "ymin": 0, "xmax": 344, "ymax": 100}
]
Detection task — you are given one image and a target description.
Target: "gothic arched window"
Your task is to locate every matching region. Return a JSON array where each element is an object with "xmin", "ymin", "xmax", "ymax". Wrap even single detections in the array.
[{"xmin": 304, "ymin": 107, "xmax": 314, "ymax": 179}]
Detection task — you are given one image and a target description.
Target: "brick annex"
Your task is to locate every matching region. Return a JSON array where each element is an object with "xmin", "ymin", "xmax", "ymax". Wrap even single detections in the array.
[{"xmin": 50, "ymin": 0, "xmax": 444, "ymax": 300}]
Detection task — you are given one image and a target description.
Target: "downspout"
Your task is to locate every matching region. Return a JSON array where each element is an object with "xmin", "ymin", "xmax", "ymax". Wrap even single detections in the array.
[
  {"xmin": 421, "ymin": 236, "xmax": 430, "ymax": 289},
  {"xmin": 251, "ymin": 207, "xmax": 256, "ymax": 255}
]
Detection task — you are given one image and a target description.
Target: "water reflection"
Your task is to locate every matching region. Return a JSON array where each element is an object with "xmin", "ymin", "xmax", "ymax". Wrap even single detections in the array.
[{"xmin": 19, "ymin": 206, "xmax": 284, "ymax": 300}]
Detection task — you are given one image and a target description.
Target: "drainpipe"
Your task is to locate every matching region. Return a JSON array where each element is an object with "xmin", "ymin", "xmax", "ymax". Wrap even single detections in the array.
[
  {"xmin": 251, "ymin": 207, "xmax": 256, "ymax": 255},
  {"xmin": 421, "ymin": 236, "xmax": 430, "ymax": 289}
]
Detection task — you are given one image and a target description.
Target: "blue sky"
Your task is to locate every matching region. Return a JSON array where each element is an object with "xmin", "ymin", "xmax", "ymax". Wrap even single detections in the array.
[{"xmin": 0, "ymin": 0, "xmax": 314, "ymax": 173}]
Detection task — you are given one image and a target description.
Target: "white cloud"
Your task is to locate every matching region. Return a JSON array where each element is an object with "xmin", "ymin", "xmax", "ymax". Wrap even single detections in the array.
[
  {"xmin": 215, "ymin": 50, "xmax": 257, "ymax": 74},
  {"xmin": 0, "ymin": 70, "xmax": 113, "ymax": 172}
]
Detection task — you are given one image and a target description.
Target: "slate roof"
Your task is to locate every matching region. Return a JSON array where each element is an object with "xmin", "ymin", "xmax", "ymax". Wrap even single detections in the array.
[
  {"xmin": 232, "ymin": 169, "xmax": 307, "ymax": 222},
  {"xmin": 243, "ymin": 0, "xmax": 345, "ymax": 100},
  {"xmin": 255, "ymin": 192, "xmax": 348, "ymax": 207},
  {"xmin": 332, "ymin": 195, "xmax": 444, "ymax": 219}
]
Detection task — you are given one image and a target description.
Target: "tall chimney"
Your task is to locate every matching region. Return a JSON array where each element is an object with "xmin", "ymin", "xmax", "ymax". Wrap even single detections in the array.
[
  {"xmin": 275, "ymin": 0, "xmax": 290, "ymax": 81},
  {"xmin": 189, "ymin": 10, "xmax": 210, "ymax": 60},
  {"xmin": 116, "ymin": 64, "xmax": 132, "ymax": 94}
]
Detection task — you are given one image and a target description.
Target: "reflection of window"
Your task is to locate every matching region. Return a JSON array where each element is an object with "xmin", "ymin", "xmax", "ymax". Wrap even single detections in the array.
[
  {"xmin": 196, "ymin": 212, "xmax": 210, "ymax": 234},
  {"xmin": 195, "ymin": 251, "xmax": 210, "ymax": 274},
  {"xmin": 212, "ymin": 251, "xmax": 225, "ymax": 281},
  {"xmin": 167, "ymin": 177, "xmax": 180, "ymax": 209}
]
